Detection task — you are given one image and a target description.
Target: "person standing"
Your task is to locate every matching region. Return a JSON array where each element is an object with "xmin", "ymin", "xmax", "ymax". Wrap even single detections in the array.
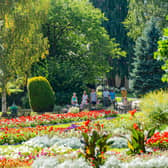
[
  {"xmin": 80, "ymin": 91, "xmax": 89, "ymax": 110},
  {"xmin": 90, "ymin": 89, "xmax": 97, "ymax": 109},
  {"xmin": 71, "ymin": 92, "xmax": 78, "ymax": 106},
  {"xmin": 109, "ymin": 88, "xmax": 116, "ymax": 107},
  {"xmin": 103, "ymin": 88, "xmax": 110, "ymax": 107}
]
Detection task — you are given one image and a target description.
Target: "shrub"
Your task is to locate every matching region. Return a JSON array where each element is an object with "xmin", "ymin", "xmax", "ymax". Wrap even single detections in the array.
[
  {"xmin": 140, "ymin": 90, "xmax": 168, "ymax": 128},
  {"xmin": 32, "ymin": 157, "xmax": 59, "ymax": 168},
  {"xmin": 68, "ymin": 106, "xmax": 80, "ymax": 113},
  {"xmin": 56, "ymin": 158, "xmax": 91, "ymax": 168},
  {"xmin": 107, "ymin": 137, "xmax": 128, "ymax": 148},
  {"xmin": 27, "ymin": 76, "xmax": 55, "ymax": 113},
  {"xmin": 146, "ymin": 131, "xmax": 168, "ymax": 150},
  {"xmin": 101, "ymin": 156, "xmax": 168, "ymax": 168},
  {"xmin": 53, "ymin": 105, "xmax": 63, "ymax": 113}
]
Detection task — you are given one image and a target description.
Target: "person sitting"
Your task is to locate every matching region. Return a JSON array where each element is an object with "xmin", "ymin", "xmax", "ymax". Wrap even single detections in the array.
[
  {"xmin": 121, "ymin": 87, "xmax": 127, "ymax": 103},
  {"xmin": 80, "ymin": 90, "xmax": 89, "ymax": 110},
  {"xmin": 123, "ymin": 96, "xmax": 128, "ymax": 105},
  {"xmin": 71, "ymin": 92, "xmax": 78, "ymax": 106}
]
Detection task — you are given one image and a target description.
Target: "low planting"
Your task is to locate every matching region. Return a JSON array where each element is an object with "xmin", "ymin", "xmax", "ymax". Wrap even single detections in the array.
[
  {"xmin": 146, "ymin": 131, "xmax": 168, "ymax": 150},
  {"xmin": 140, "ymin": 90, "xmax": 168, "ymax": 128},
  {"xmin": 0, "ymin": 102, "xmax": 167, "ymax": 168},
  {"xmin": 0, "ymin": 110, "xmax": 118, "ymax": 128}
]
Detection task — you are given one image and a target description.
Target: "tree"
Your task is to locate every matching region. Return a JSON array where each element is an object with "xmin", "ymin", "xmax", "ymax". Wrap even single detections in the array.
[
  {"xmin": 155, "ymin": 17, "xmax": 168, "ymax": 82},
  {"xmin": 34, "ymin": 0, "xmax": 124, "ymax": 104},
  {"xmin": 131, "ymin": 19, "xmax": 167, "ymax": 97},
  {"xmin": 124, "ymin": 0, "xmax": 168, "ymax": 41},
  {"xmin": 90, "ymin": 0, "xmax": 132, "ymax": 88},
  {"xmin": 0, "ymin": 0, "xmax": 49, "ymax": 115}
]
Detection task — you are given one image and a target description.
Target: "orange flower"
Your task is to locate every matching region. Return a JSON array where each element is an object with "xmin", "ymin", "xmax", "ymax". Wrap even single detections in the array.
[
  {"xmin": 129, "ymin": 109, "xmax": 136, "ymax": 116},
  {"xmin": 133, "ymin": 123, "xmax": 139, "ymax": 130}
]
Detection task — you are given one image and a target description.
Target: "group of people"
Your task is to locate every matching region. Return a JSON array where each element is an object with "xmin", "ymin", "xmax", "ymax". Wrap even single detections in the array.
[
  {"xmin": 71, "ymin": 89, "xmax": 97, "ymax": 109},
  {"xmin": 71, "ymin": 88, "xmax": 116, "ymax": 110},
  {"xmin": 102, "ymin": 88, "xmax": 116, "ymax": 107}
]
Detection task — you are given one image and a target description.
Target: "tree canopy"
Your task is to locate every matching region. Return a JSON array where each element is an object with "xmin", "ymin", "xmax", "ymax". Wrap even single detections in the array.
[
  {"xmin": 124, "ymin": 0, "xmax": 168, "ymax": 41},
  {"xmin": 0, "ymin": 0, "xmax": 49, "ymax": 113},
  {"xmin": 90, "ymin": 0, "xmax": 130, "ymax": 87},
  {"xmin": 155, "ymin": 17, "xmax": 168, "ymax": 82},
  {"xmin": 32, "ymin": 0, "xmax": 125, "ymax": 104},
  {"xmin": 131, "ymin": 19, "xmax": 167, "ymax": 97}
]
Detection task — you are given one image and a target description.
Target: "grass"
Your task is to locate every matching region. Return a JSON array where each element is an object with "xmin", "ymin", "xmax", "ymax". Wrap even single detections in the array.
[
  {"xmin": 110, "ymin": 148, "xmax": 127, "ymax": 152},
  {"xmin": 116, "ymin": 92, "xmax": 136, "ymax": 98}
]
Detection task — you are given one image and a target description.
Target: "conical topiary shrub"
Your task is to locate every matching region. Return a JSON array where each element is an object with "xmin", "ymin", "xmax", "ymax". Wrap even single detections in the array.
[{"xmin": 27, "ymin": 76, "xmax": 55, "ymax": 113}]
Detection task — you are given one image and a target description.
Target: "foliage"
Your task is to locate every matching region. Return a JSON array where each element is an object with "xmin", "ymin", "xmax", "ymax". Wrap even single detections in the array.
[
  {"xmin": 33, "ymin": 0, "xmax": 125, "ymax": 104},
  {"xmin": 56, "ymin": 158, "xmax": 91, "ymax": 168},
  {"xmin": 32, "ymin": 157, "xmax": 59, "ymax": 168},
  {"xmin": 0, "ymin": 109, "xmax": 116, "ymax": 129},
  {"xmin": 131, "ymin": 19, "xmax": 166, "ymax": 97},
  {"xmin": 127, "ymin": 123, "xmax": 146, "ymax": 154},
  {"xmin": 155, "ymin": 17, "xmax": 168, "ymax": 82},
  {"xmin": 124, "ymin": 0, "xmax": 168, "ymax": 40},
  {"xmin": 101, "ymin": 155, "xmax": 168, "ymax": 168},
  {"xmin": 0, "ymin": 0, "xmax": 49, "ymax": 113},
  {"xmin": 79, "ymin": 120, "xmax": 111, "ymax": 168},
  {"xmin": 126, "ymin": 110, "xmax": 156, "ymax": 155},
  {"xmin": 107, "ymin": 137, "xmax": 128, "ymax": 149},
  {"xmin": 90, "ymin": 0, "xmax": 132, "ymax": 88},
  {"xmin": 140, "ymin": 90, "xmax": 168, "ymax": 128},
  {"xmin": 68, "ymin": 107, "xmax": 80, "ymax": 113},
  {"xmin": 27, "ymin": 76, "xmax": 55, "ymax": 113}
]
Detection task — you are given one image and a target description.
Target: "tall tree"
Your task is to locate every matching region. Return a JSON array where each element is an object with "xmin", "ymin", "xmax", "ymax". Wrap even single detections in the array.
[
  {"xmin": 131, "ymin": 19, "xmax": 167, "ymax": 97},
  {"xmin": 0, "ymin": 0, "xmax": 49, "ymax": 115},
  {"xmin": 34, "ymin": 0, "xmax": 125, "ymax": 104},
  {"xmin": 90, "ymin": 0, "xmax": 132, "ymax": 88},
  {"xmin": 155, "ymin": 16, "xmax": 168, "ymax": 82},
  {"xmin": 125, "ymin": 0, "xmax": 168, "ymax": 41}
]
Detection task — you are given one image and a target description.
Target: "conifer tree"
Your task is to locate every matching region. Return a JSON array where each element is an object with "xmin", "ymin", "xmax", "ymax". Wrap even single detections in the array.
[{"xmin": 131, "ymin": 19, "xmax": 166, "ymax": 97}]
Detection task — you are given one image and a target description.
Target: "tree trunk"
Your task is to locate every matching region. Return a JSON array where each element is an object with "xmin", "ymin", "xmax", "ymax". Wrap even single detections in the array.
[
  {"xmin": 1, "ymin": 87, "xmax": 8, "ymax": 117},
  {"xmin": 120, "ymin": 77, "xmax": 125, "ymax": 88},
  {"xmin": 108, "ymin": 77, "xmax": 116, "ymax": 87}
]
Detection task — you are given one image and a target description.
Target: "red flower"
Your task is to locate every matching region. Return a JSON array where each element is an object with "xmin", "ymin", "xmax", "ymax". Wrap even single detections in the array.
[
  {"xmin": 85, "ymin": 120, "xmax": 90, "ymax": 127},
  {"xmin": 133, "ymin": 123, "xmax": 139, "ymax": 130},
  {"xmin": 129, "ymin": 109, "xmax": 136, "ymax": 116}
]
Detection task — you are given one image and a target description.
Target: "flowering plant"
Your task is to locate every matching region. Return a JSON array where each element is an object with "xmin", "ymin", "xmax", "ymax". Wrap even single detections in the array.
[
  {"xmin": 127, "ymin": 110, "xmax": 155, "ymax": 155},
  {"xmin": 146, "ymin": 132, "xmax": 168, "ymax": 150},
  {"xmin": 0, "ymin": 110, "xmax": 117, "ymax": 128},
  {"xmin": 78, "ymin": 120, "xmax": 111, "ymax": 168}
]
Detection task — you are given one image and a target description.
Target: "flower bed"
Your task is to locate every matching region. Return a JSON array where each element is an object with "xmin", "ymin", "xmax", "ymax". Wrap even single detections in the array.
[
  {"xmin": 146, "ymin": 132, "xmax": 168, "ymax": 149},
  {"xmin": 0, "ymin": 125, "xmax": 67, "ymax": 145},
  {"xmin": 0, "ymin": 110, "xmax": 118, "ymax": 128}
]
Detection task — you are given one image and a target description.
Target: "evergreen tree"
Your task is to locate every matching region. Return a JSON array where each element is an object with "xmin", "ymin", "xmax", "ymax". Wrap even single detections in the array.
[{"xmin": 131, "ymin": 19, "xmax": 166, "ymax": 97}]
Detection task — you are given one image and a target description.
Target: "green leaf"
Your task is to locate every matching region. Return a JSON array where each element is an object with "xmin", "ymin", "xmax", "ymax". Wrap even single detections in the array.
[{"xmin": 147, "ymin": 127, "xmax": 156, "ymax": 139}]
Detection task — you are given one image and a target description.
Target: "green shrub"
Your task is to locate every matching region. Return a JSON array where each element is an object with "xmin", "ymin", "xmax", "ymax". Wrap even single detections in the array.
[
  {"xmin": 27, "ymin": 76, "xmax": 55, "ymax": 113},
  {"xmin": 140, "ymin": 90, "xmax": 168, "ymax": 128},
  {"xmin": 68, "ymin": 106, "xmax": 80, "ymax": 113}
]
